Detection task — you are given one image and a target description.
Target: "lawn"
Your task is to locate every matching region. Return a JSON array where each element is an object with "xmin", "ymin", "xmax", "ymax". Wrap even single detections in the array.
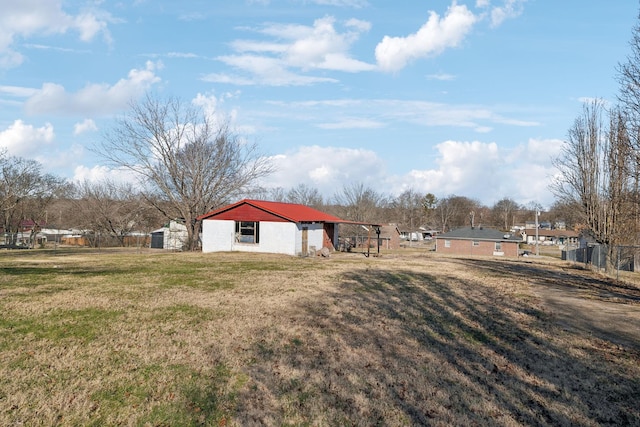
[{"xmin": 1, "ymin": 248, "xmax": 639, "ymax": 426}]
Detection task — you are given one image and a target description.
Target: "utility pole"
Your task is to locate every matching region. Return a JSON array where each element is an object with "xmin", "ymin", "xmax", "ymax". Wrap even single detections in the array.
[{"xmin": 535, "ymin": 209, "xmax": 540, "ymax": 256}]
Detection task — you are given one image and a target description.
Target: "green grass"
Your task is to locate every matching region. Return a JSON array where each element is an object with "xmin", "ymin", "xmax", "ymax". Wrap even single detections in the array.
[
  {"xmin": 0, "ymin": 249, "xmax": 302, "ymax": 426},
  {"xmin": 0, "ymin": 308, "xmax": 122, "ymax": 344}
]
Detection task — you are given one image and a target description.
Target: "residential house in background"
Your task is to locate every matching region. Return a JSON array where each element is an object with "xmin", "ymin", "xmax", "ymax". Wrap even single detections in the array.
[
  {"xmin": 436, "ymin": 227, "xmax": 521, "ymax": 257},
  {"xmin": 378, "ymin": 223, "xmax": 401, "ymax": 250},
  {"xmin": 521, "ymin": 228, "xmax": 579, "ymax": 247}
]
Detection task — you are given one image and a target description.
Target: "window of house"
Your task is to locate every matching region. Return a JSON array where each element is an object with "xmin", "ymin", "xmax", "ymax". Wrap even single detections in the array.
[
  {"xmin": 495, "ymin": 241, "xmax": 502, "ymax": 251},
  {"xmin": 444, "ymin": 240, "xmax": 451, "ymax": 248},
  {"xmin": 235, "ymin": 221, "xmax": 259, "ymax": 244},
  {"xmin": 472, "ymin": 240, "xmax": 480, "ymax": 247}
]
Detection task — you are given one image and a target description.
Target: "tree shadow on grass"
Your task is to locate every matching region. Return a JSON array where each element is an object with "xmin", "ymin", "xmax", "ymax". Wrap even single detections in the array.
[
  {"xmin": 228, "ymin": 260, "xmax": 640, "ymax": 425},
  {"xmin": 462, "ymin": 258, "xmax": 640, "ymax": 351}
]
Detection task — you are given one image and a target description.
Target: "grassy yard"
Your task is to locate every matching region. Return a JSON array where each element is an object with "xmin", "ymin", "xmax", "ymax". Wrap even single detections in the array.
[{"xmin": 0, "ymin": 248, "xmax": 639, "ymax": 426}]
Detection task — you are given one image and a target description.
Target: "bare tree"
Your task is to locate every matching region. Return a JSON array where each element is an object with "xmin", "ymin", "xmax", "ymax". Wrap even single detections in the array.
[
  {"xmin": 491, "ymin": 198, "xmax": 520, "ymax": 231},
  {"xmin": 333, "ymin": 182, "xmax": 386, "ymax": 223},
  {"xmin": 618, "ymin": 10, "xmax": 640, "ymax": 140},
  {"xmin": 552, "ymin": 100, "xmax": 631, "ymax": 273},
  {"xmin": 72, "ymin": 180, "xmax": 160, "ymax": 247},
  {"xmin": 286, "ymin": 183, "xmax": 324, "ymax": 208},
  {"xmin": 547, "ymin": 199, "xmax": 582, "ymax": 230},
  {"xmin": 617, "ymin": 13, "xmax": 640, "ymax": 243},
  {"xmin": 390, "ymin": 189, "xmax": 426, "ymax": 230},
  {"xmin": 435, "ymin": 195, "xmax": 481, "ymax": 232},
  {"xmin": 95, "ymin": 94, "xmax": 272, "ymax": 250},
  {"xmin": 0, "ymin": 153, "xmax": 67, "ymax": 247}
]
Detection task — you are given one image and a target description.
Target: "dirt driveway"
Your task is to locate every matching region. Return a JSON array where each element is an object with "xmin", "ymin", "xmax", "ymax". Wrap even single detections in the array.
[
  {"xmin": 538, "ymin": 272, "xmax": 640, "ymax": 351},
  {"xmin": 476, "ymin": 258, "xmax": 640, "ymax": 351},
  {"xmin": 452, "ymin": 257, "xmax": 640, "ymax": 351}
]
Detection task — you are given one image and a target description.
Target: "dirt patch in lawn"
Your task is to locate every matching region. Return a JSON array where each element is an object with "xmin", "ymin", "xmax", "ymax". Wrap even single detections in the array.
[{"xmin": 463, "ymin": 257, "xmax": 640, "ymax": 351}]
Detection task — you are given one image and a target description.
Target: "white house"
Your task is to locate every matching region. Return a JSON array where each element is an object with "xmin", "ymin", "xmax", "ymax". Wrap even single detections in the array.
[{"xmin": 198, "ymin": 199, "xmax": 349, "ymax": 256}]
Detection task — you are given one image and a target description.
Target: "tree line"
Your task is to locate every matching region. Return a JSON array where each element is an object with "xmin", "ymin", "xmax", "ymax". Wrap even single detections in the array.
[{"xmin": 1, "ymin": 143, "xmax": 572, "ymax": 251}]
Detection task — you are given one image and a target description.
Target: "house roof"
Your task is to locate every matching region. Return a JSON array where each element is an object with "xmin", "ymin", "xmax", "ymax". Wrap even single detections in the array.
[
  {"xmin": 197, "ymin": 199, "xmax": 351, "ymax": 224},
  {"xmin": 437, "ymin": 227, "xmax": 521, "ymax": 242},
  {"xmin": 523, "ymin": 228, "xmax": 579, "ymax": 238}
]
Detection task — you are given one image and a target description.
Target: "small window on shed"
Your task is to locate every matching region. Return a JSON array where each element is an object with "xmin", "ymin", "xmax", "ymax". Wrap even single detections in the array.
[
  {"xmin": 495, "ymin": 241, "xmax": 502, "ymax": 251},
  {"xmin": 235, "ymin": 221, "xmax": 260, "ymax": 244},
  {"xmin": 444, "ymin": 240, "xmax": 451, "ymax": 248},
  {"xmin": 472, "ymin": 240, "xmax": 480, "ymax": 247}
]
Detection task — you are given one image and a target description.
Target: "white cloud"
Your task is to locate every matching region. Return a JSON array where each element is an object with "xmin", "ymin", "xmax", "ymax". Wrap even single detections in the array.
[
  {"xmin": 309, "ymin": 0, "xmax": 369, "ymax": 7},
  {"xmin": 0, "ymin": 1, "xmax": 112, "ymax": 68},
  {"xmin": 205, "ymin": 55, "xmax": 338, "ymax": 86},
  {"xmin": 0, "ymin": 119, "xmax": 54, "ymax": 157},
  {"xmin": 375, "ymin": 3, "xmax": 477, "ymax": 72},
  {"xmin": 427, "ymin": 73, "xmax": 456, "ymax": 81},
  {"xmin": 263, "ymin": 146, "xmax": 386, "ymax": 196},
  {"xmin": 0, "ymin": 50, "xmax": 23, "ymax": 68},
  {"xmin": 394, "ymin": 138, "xmax": 558, "ymax": 207},
  {"xmin": 0, "ymin": 85, "xmax": 38, "ymax": 97},
  {"xmin": 208, "ymin": 15, "xmax": 374, "ymax": 86},
  {"xmin": 244, "ymin": 0, "xmax": 370, "ymax": 8},
  {"xmin": 316, "ymin": 118, "xmax": 384, "ymax": 129},
  {"xmin": 24, "ymin": 61, "xmax": 162, "ymax": 115},
  {"xmin": 256, "ymin": 98, "xmax": 538, "ymax": 134},
  {"xmin": 73, "ymin": 119, "xmax": 98, "ymax": 135},
  {"xmin": 167, "ymin": 52, "xmax": 200, "ymax": 58},
  {"xmin": 489, "ymin": 0, "xmax": 526, "ymax": 28},
  {"xmin": 191, "ymin": 91, "xmax": 248, "ymax": 133},
  {"xmin": 264, "ymin": 137, "xmax": 559, "ymax": 208},
  {"xmin": 74, "ymin": 12, "xmax": 110, "ymax": 43},
  {"xmin": 72, "ymin": 164, "xmax": 139, "ymax": 185}
]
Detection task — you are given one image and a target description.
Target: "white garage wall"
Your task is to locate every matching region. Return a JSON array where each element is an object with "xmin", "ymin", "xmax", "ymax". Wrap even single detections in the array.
[{"xmin": 201, "ymin": 219, "xmax": 234, "ymax": 253}]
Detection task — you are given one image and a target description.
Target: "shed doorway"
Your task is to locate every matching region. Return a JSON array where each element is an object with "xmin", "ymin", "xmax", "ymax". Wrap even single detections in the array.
[{"xmin": 302, "ymin": 227, "xmax": 308, "ymax": 256}]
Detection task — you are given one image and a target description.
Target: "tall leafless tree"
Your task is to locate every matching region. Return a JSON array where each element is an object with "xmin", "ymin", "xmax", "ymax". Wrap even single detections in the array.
[
  {"xmin": 95, "ymin": 94, "xmax": 272, "ymax": 250},
  {"xmin": 333, "ymin": 182, "xmax": 386, "ymax": 224},
  {"xmin": 390, "ymin": 189, "xmax": 425, "ymax": 230},
  {"xmin": 435, "ymin": 195, "xmax": 481, "ymax": 232},
  {"xmin": 617, "ymin": 12, "xmax": 640, "ymax": 244},
  {"xmin": 552, "ymin": 100, "xmax": 631, "ymax": 273},
  {"xmin": 491, "ymin": 198, "xmax": 520, "ymax": 231}
]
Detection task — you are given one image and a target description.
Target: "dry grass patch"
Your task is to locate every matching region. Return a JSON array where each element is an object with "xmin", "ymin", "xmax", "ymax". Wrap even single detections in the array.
[{"xmin": 0, "ymin": 248, "xmax": 639, "ymax": 426}]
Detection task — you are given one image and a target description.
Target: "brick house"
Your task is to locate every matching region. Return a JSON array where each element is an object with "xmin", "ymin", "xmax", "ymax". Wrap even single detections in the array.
[
  {"xmin": 378, "ymin": 223, "xmax": 401, "ymax": 250},
  {"xmin": 435, "ymin": 227, "xmax": 521, "ymax": 257}
]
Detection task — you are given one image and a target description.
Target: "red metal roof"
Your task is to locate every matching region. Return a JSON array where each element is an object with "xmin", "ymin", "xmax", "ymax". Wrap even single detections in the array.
[{"xmin": 197, "ymin": 199, "xmax": 349, "ymax": 223}]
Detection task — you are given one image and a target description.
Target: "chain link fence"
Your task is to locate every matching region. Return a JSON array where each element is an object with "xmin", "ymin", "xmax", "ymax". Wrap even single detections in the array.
[{"xmin": 563, "ymin": 244, "xmax": 640, "ymax": 275}]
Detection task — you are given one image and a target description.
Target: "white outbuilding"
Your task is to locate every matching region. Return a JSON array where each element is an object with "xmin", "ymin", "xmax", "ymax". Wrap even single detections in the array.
[
  {"xmin": 198, "ymin": 199, "xmax": 347, "ymax": 256},
  {"xmin": 150, "ymin": 220, "xmax": 188, "ymax": 250}
]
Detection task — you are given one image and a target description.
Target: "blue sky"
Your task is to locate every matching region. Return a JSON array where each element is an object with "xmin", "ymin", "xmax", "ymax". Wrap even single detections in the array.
[{"xmin": 0, "ymin": 0, "xmax": 637, "ymax": 208}]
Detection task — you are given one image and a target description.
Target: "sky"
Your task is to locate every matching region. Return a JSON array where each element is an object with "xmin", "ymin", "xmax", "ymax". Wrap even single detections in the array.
[{"xmin": 0, "ymin": 0, "xmax": 638, "ymax": 209}]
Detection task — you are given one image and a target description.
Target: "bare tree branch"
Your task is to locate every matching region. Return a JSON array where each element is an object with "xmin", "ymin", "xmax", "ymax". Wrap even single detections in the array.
[{"xmin": 94, "ymin": 93, "xmax": 273, "ymax": 250}]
